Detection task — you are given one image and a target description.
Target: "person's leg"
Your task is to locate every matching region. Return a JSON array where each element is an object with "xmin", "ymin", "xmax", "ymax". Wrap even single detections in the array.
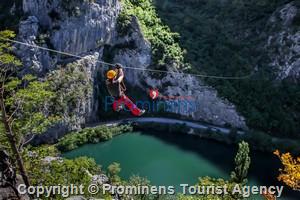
[
  {"xmin": 112, "ymin": 97, "xmax": 124, "ymax": 112},
  {"xmin": 121, "ymin": 95, "xmax": 144, "ymax": 116}
]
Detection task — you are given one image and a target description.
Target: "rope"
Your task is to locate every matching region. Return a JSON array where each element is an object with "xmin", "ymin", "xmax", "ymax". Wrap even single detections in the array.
[{"xmin": 1, "ymin": 38, "xmax": 253, "ymax": 80}]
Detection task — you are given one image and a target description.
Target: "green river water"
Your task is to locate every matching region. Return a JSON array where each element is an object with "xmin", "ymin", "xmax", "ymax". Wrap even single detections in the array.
[{"xmin": 63, "ymin": 131, "xmax": 299, "ymax": 199}]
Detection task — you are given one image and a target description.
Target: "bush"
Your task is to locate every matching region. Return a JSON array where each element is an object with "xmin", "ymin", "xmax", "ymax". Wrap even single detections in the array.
[
  {"xmin": 117, "ymin": 10, "xmax": 132, "ymax": 35},
  {"xmin": 23, "ymin": 146, "xmax": 101, "ymax": 200},
  {"xmin": 237, "ymin": 130, "xmax": 300, "ymax": 154},
  {"xmin": 120, "ymin": 0, "xmax": 189, "ymax": 69},
  {"xmin": 47, "ymin": 63, "xmax": 92, "ymax": 123},
  {"xmin": 57, "ymin": 125, "xmax": 133, "ymax": 152}
]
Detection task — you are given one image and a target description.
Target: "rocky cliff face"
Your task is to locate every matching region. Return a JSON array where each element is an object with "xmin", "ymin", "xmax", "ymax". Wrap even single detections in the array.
[
  {"xmin": 19, "ymin": 0, "xmax": 120, "ymax": 74},
  {"xmin": 266, "ymin": 1, "xmax": 300, "ymax": 81},
  {"xmin": 16, "ymin": 0, "xmax": 247, "ymax": 141},
  {"xmin": 145, "ymin": 73, "xmax": 246, "ymax": 128},
  {"xmin": 16, "ymin": 15, "xmax": 53, "ymax": 75},
  {"xmin": 112, "ymin": 16, "xmax": 247, "ymax": 128},
  {"xmin": 113, "ymin": 16, "xmax": 152, "ymax": 87},
  {"xmin": 17, "ymin": 0, "xmax": 121, "ymax": 141}
]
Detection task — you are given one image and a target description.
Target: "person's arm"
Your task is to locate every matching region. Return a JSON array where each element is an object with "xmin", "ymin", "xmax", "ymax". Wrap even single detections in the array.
[{"xmin": 116, "ymin": 68, "xmax": 124, "ymax": 83}]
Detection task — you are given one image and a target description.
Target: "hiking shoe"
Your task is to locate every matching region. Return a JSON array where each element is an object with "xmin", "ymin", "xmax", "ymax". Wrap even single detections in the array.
[
  {"xmin": 115, "ymin": 104, "xmax": 124, "ymax": 112},
  {"xmin": 138, "ymin": 109, "xmax": 146, "ymax": 116}
]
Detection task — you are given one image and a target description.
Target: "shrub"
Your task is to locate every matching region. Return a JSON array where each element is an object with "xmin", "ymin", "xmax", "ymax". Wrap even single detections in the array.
[
  {"xmin": 47, "ymin": 63, "xmax": 92, "ymax": 123},
  {"xmin": 120, "ymin": 0, "xmax": 188, "ymax": 69},
  {"xmin": 23, "ymin": 146, "xmax": 101, "ymax": 200},
  {"xmin": 57, "ymin": 125, "xmax": 133, "ymax": 152},
  {"xmin": 117, "ymin": 10, "xmax": 132, "ymax": 36}
]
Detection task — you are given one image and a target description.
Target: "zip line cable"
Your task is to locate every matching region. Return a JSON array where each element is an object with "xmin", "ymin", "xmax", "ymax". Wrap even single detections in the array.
[{"xmin": 1, "ymin": 37, "xmax": 253, "ymax": 80}]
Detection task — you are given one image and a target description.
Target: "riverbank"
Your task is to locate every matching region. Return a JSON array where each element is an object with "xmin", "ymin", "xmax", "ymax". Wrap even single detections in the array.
[
  {"xmin": 63, "ymin": 132, "xmax": 300, "ymax": 200},
  {"xmin": 59, "ymin": 117, "xmax": 300, "ymax": 155},
  {"xmin": 58, "ymin": 117, "xmax": 300, "ymax": 199},
  {"xmin": 127, "ymin": 117, "xmax": 300, "ymax": 155}
]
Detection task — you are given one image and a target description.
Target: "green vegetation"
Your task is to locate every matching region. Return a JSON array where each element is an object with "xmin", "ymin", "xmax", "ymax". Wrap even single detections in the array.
[
  {"xmin": 118, "ymin": 0, "xmax": 300, "ymax": 140},
  {"xmin": 230, "ymin": 141, "xmax": 251, "ymax": 184},
  {"xmin": 178, "ymin": 141, "xmax": 251, "ymax": 200},
  {"xmin": 117, "ymin": 10, "xmax": 133, "ymax": 36},
  {"xmin": 0, "ymin": 30, "xmax": 59, "ymax": 188},
  {"xmin": 23, "ymin": 146, "xmax": 100, "ymax": 199},
  {"xmin": 134, "ymin": 121, "xmax": 300, "ymax": 154},
  {"xmin": 21, "ymin": 141, "xmax": 253, "ymax": 200},
  {"xmin": 239, "ymin": 130, "xmax": 300, "ymax": 155},
  {"xmin": 23, "ymin": 145, "xmax": 123, "ymax": 200},
  {"xmin": 177, "ymin": 177, "xmax": 244, "ymax": 200},
  {"xmin": 0, "ymin": 0, "xmax": 22, "ymax": 30},
  {"xmin": 6, "ymin": 76, "xmax": 59, "ymax": 137},
  {"xmin": 148, "ymin": 0, "xmax": 300, "ymax": 139},
  {"xmin": 46, "ymin": 62, "xmax": 92, "ymax": 125},
  {"xmin": 1, "ymin": 0, "xmax": 299, "ymax": 198},
  {"xmin": 0, "ymin": 31, "xmax": 134, "ymax": 199},
  {"xmin": 119, "ymin": 0, "xmax": 189, "ymax": 69},
  {"xmin": 217, "ymin": 127, "xmax": 300, "ymax": 154},
  {"xmin": 57, "ymin": 124, "xmax": 133, "ymax": 152},
  {"xmin": 133, "ymin": 121, "xmax": 190, "ymax": 134},
  {"xmin": 107, "ymin": 162, "xmax": 122, "ymax": 184},
  {"xmin": 126, "ymin": 175, "xmax": 154, "ymax": 199}
]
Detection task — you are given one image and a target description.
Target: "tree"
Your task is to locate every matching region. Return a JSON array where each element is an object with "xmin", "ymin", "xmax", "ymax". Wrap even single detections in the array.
[
  {"xmin": 196, "ymin": 177, "xmax": 243, "ymax": 200},
  {"xmin": 128, "ymin": 175, "xmax": 152, "ymax": 200},
  {"xmin": 0, "ymin": 30, "xmax": 57, "ymax": 190},
  {"xmin": 0, "ymin": 149, "xmax": 19, "ymax": 198},
  {"xmin": 0, "ymin": 30, "xmax": 31, "ymax": 188},
  {"xmin": 22, "ymin": 145, "xmax": 101, "ymax": 200},
  {"xmin": 231, "ymin": 141, "xmax": 251, "ymax": 184},
  {"xmin": 274, "ymin": 150, "xmax": 300, "ymax": 191},
  {"xmin": 108, "ymin": 162, "xmax": 121, "ymax": 184}
]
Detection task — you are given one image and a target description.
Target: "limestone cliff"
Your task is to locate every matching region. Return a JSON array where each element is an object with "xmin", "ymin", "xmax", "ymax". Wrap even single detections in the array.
[
  {"xmin": 265, "ymin": 1, "xmax": 300, "ymax": 81},
  {"xmin": 19, "ymin": 0, "xmax": 120, "ymax": 74},
  {"xmin": 15, "ymin": 0, "xmax": 122, "ymax": 142},
  {"xmin": 112, "ymin": 16, "xmax": 247, "ymax": 128},
  {"xmin": 15, "ymin": 0, "xmax": 248, "ymax": 142}
]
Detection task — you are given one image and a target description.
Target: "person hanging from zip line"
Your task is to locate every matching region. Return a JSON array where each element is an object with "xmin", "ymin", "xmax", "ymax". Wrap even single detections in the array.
[{"xmin": 106, "ymin": 63, "xmax": 145, "ymax": 116}]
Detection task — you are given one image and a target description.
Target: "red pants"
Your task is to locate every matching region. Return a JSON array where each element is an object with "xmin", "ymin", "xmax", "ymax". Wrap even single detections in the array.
[{"xmin": 112, "ymin": 95, "xmax": 143, "ymax": 116}]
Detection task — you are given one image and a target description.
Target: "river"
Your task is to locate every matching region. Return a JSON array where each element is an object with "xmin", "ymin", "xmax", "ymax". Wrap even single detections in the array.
[{"xmin": 63, "ymin": 131, "xmax": 299, "ymax": 199}]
